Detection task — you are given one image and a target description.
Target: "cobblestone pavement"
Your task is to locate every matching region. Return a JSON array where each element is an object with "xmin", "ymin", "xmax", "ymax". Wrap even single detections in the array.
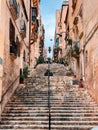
[{"xmin": 0, "ymin": 63, "xmax": 98, "ymax": 130}]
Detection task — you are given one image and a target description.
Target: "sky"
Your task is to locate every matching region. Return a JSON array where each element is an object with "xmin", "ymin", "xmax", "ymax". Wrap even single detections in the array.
[{"xmin": 40, "ymin": 0, "xmax": 64, "ymax": 57}]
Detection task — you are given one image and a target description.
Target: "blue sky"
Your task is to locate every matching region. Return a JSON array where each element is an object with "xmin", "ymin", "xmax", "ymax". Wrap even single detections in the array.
[{"xmin": 40, "ymin": 0, "xmax": 64, "ymax": 57}]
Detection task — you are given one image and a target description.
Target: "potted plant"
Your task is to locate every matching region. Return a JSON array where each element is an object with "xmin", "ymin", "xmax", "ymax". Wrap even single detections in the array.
[
  {"xmin": 37, "ymin": 56, "xmax": 45, "ymax": 64},
  {"xmin": 44, "ymin": 69, "xmax": 53, "ymax": 76},
  {"xmin": 20, "ymin": 74, "xmax": 24, "ymax": 84},
  {"xmin": 23, "ymin": 66, "xmax": 29, "ymax": 78}
]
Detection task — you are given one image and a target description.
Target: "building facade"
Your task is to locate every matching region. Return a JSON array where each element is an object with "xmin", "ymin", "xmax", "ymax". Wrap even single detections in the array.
[
  {"xmin": 53, "ymin": 1, "xmax": 68, "ymax": 62},
  {"xmin": 30, "ymin": 0, "xmax": 45, "ymax": 69},
  {"xmin": 66, "ymin": 0, "xmax": 98, "ymax": 103},
  {"xmin": 83, "ymin": 0, "xmax": 98, "ymax": 102},
  {"xmin": 0, "ymin": 0, "xmax": 31, "ymax": 115},
  {"xmin": 0, "ymin": 0, "xmax": 44, "ymax": 116},
  {"xmin": 54, "ymin": 0, "xmax": 98, "ymax": 103}
]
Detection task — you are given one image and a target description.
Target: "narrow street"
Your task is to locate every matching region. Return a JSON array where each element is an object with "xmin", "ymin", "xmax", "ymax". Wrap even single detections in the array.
[{"xmin": 0, "ymin": 64, "xmax": 98, "ymax": 130}]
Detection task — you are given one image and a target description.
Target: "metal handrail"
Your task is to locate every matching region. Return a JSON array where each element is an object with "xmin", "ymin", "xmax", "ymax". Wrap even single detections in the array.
[
  {"xmin": 0, "ymin": 75, "xmax": 19, "ymax": 104},
  {"xmin": 48, "ymin": 60, "xmax": 51, "ymax": 130}
]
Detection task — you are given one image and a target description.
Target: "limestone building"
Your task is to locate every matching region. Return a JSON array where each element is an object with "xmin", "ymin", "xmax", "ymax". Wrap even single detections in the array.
[
  {"xmin": 30, "ymin": 0, "xmax": 45, "ymax": 69},
  {"xmin": 54, "ymin": 1, "xmax": 68, "ymax": 61},
  {"xmin": 0, "ymin": 0, "xmax": 31, "ymax": 115},
  {"xmin": 54, "ymin": 0, "xmax": 98, "ymax": 103},
  {"xmin": 0, "ymin": 0, "xmax": 44, "ymax": 116},
  {"xmin": 65, "ymin": 0, "xmax": 98, "ymax": 103}
]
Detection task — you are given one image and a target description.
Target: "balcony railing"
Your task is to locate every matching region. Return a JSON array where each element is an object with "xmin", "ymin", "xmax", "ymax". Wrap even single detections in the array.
[
  {"xmin": 32, "ymin": 7, "xmax": 38, "ymax": 17},
  {"xmin": 9, "ymin": 0, "xmax": 18, "ymax": 20},
  {"xmin": 10, "ymin": 41, "xmax": 17, "ymax": 58},
  {"xmin": 32, "ymin": 16, "xmax": 37, "ymax": 22},
  {"xmin": 73, "ymin": 16, "xmax": 78, "ymax": 25},
  {"xmin": 20, "ymin": 19, "xmax": 26, "ymax": 38}
]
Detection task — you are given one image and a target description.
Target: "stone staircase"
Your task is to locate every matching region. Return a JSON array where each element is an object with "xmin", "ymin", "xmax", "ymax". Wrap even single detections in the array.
[
  {"xmin": 0, "ymin": 64, "xmax": 98, "ymax": 129},
  {"xmin": 50, "ymin": 77, "xmax": 98, "ymax": 130},
  {"xmin": 0, "ymin": 76, "xmax": 49, "ymax": 129}
]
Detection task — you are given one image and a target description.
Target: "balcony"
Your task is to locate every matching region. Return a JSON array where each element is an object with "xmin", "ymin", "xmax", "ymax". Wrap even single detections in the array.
[
  {"xmin": 32, "ymin": 16, "xmax": 37, "ymax": 22},
  {"xmin": 32, "ymin": 7, "xmax": 38, "ymax": 23},
  {"xmin": 73, "ymin": 16, "xmax": 78, "ymax": 25},
  {"xmin": 30, "ymin": 32, "xmax": 38, "ymax": 45},
  {"xmin": 9, "ymin": 0, "xmax": 18, "ymax": 20},
  {"xmin": 10, "ymin": 41, "xmax": 17, "ymax": 59},
  {"xmin": 72, "ymin": 0, "xmax": 77, "ymax": 10},
  {"xmin": 72, "ymin": 40, "xmax": 80, "ymax": 58},
  {"xmin": 66, "ymin": 37, "xmax": 72, "ymax": 45},
  {"xmin": 32, "ymin": 0, "xmax": 38, "ymax": 7},
  {"xmin": 32, "ymin": 7, "xmax": 38, "ymax": 17},
  {"xmin": 20, "ymin": 19, "xmax": 26, "ymax": 39}
]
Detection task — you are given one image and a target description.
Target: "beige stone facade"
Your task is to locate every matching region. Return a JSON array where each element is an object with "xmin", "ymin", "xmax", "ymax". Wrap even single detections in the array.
[
  {"xmin": 67, "ymin": 0, "xmax": 98, "ymax": 103},
  {"xmin": 30, "ymin": 0, "xmax": 45, "ymax": 69},
  {"xmin": 83, "ymin": 0, "xmax": 98, "ymax": 103},
  {"xmin": 0, "ymin": 0, "xmax": 31, "ymax": 115},
  {"xmin": 54, "ymin": 0, "xmax": 98, "ymax": 103},
  {"xmin": 54, "ymin": 1, "xmax": 68, "ymax": 61},
  {"xmin": 0, "ymin": 0, "xmax": 44, "ymax": 116}
]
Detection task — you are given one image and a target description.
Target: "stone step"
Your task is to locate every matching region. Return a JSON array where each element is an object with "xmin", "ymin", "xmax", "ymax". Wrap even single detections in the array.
[
  {"xmin": 1, "ymin": 120, "xmax": 98, "ymax": 125},
  {"xmin": 8, "ymin": 101, "xmax": 97, "ymax": 106},
  {"xmin": 3, "ymin": 109, "xmax": 98, "ymax": 115},
  {"xmin": 5, "ymin": 105, "xmax": 97, "ymax": 109},
  {"xmin": 0, "ymin": 124, "xmax": 95, "ymax": 129},
  {"xmin": 2, "ymin": 113, "xmax": 48, "ymax": 116},
  {"xmin": 2, "ymin": 116, "xmax": 98, "ymax": 121},
  {"xmin": 1, "ymin": 64, "xmax": 98, "ymax": 130},
  {"xmin": 1, "ymin": 116, "xmax": 98, "ymax": 125},
  {"xmin": 4, "ymin": 107, "xmax": 98, "ymax": 113},
  {"xmin": 9, "ymin": 97, "xmax": 95, "ymax": 102},
  {"xmin": 2, "ymin": 112, "xmax": 98, "ymax": 117},
  {"xmin": 6, "ymin": 104, "xmax": 97, "ymax": 108},
  {"xmin": 0, "ymin": 124, "xmax": 48, "ymax": 129},
  {"xmin": 9, "ymin": 100, "xmax": 93, "ymax": 104}
]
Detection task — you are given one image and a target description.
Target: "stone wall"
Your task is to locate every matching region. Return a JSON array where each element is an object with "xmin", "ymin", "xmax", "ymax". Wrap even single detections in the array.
[
  {"xmin": 83, "ymin": 0, "xmax": 98, "ymax": 103},
  {"xmin": 0, "ymin": 0, "xmax": 30, "ymax": 115}
]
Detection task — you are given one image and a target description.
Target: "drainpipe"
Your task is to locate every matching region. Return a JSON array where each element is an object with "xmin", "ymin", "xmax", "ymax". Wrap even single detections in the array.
[
  {"xmin": 82, "ymin": 1, "xmax": 85, "ymax": 81},
  {"xmin": 29, "ymin": 0, "xmax": 31, "ymax": 67}
]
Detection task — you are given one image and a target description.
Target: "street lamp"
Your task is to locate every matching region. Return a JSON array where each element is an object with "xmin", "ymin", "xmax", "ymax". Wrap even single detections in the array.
[{"xmin": 48, "ymin": 46, "xmax": 51, "ymax": 54}]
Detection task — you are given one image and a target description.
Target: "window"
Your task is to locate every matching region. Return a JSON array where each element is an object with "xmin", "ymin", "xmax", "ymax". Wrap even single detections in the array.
[
  {"xmin": 85, "ymin": 50, "xmax": 88, "ymax": 67},
  {"xmin": 21, "ymin": 0, "xmax": 28, "ymax": 21},
  {"xmin": 9, "ymin": 19, "xmax": 17, "ymax": 56},
  {"xmin": 73, "ymin": 17, "xmax": 78, "ymax": 25},
  {"xmin": 23, "ymin": 50, "xmax": 26, "ymax": 62},
  {"xmin": 32, "ymin": 7, "xmax": 38, "ymax": 17},
  {"xmin": 9, "ymin": 19, "xmax": 15, "ymax": 42},
  {"xmin": 16, "ymin": 36, "xmax": 20, "ymax": 57},
  {"xmin": 32, "ymin": 7, "xmax": 38, "ymax": 22}
]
